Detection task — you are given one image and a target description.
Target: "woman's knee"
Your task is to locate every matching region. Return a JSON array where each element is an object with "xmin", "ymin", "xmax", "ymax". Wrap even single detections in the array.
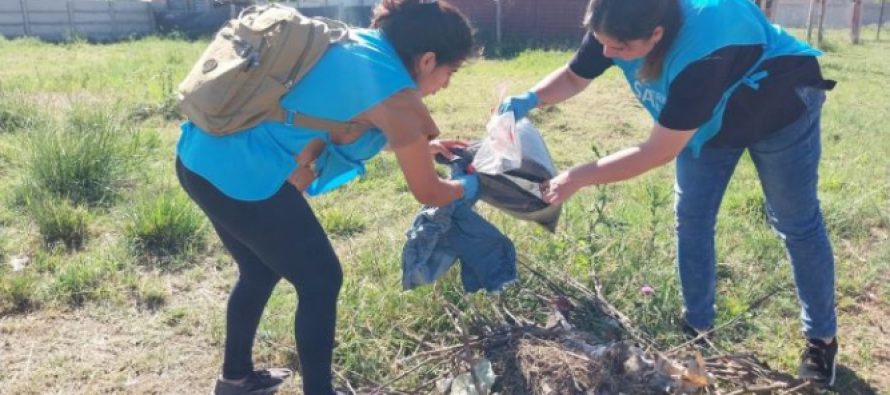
[
  {"xmin": 287, "ymin": 253, "xmax": 343, "ymax": 299},
  {"xmin": 768, "ymin": 205, "xmax": 826, "ymax": 241}
]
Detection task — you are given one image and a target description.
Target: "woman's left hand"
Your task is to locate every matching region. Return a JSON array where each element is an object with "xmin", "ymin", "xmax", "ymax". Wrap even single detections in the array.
[
  {"xmin": 429, "ymin": 139, "xmax": 469, "ymax": 160},
  {"xmin": 543, "ymin": 170, "xmax": 581, "ymax": 205}
]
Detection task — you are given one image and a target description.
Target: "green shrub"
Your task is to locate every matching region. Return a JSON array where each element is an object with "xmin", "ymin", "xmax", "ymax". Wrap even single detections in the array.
[
  {"xmin": 24, "ymin": 107, "xmax": 141, "ymax": 206},
  {"xmin": 30, "ymin": 197, "xmax": 91, "ymax": 250},
  {"xmin": 0, "ymin": 273, "xmax": 41, "ymax": 313},
  {"xmin": 50, "ymin": 259, "xmax": 106, "ymax": 306},
  {"xmin": 126, "ymin": 190, "xmax": 206, "ymax": 261}
]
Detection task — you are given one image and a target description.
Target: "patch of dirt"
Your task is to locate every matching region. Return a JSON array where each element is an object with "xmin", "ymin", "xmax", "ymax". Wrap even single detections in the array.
[
  {"xmin": 0, "ymin": 266, "xmax": 303, "ymax": 394},
  {"xmin": 0, "ymin": 305, "xmax": 226, "ymax": 394},
  {"xmin": 836, "ymin": 283, "xmax": 890, "ymax": 394}
]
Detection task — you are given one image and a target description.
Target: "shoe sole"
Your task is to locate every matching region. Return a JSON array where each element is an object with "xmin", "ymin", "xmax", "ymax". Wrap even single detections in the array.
[
  {"xmin": 800, "ymin": 358, "xmax": 837, "ymax": 389},
  {"xmin": 828, "ymin": 358, "xmax": 836, "ymax": 387},
  {"xmin": 210, "ymin": 382, "xmax": 283, "ymax": 395}
]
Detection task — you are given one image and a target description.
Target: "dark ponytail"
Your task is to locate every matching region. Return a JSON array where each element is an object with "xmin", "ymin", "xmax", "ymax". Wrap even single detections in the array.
[
  {"xmin": 371, "ymin": 0, "xmax": 474, "ymax": 75},
  {"xmin": 583, "ymin": 0, "xmax": 682, "ymax": 81}
]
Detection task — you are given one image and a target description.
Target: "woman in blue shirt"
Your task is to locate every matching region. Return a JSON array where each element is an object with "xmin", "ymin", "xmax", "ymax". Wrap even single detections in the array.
[
  {"xmin": 177, "ymin": 1, "xmax": 478, "ymax": 394},
  {"xmin": 501, "ymin": 0, "xmax": 838, "ymax": 386}
]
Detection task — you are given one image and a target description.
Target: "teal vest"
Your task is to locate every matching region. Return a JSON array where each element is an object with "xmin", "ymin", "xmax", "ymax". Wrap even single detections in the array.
[
  {"xmin": 177, "ymin": 29, "xmax": 415, "ymax": 200},
  {"xmin": 612, "ymin": 0, "xmax": 821, "ymax": 156}
]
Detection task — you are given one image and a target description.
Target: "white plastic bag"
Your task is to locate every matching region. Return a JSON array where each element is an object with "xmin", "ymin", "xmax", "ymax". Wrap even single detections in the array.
[
  {"xmin": 514, "ymin": 118, "xmax": 556, "ymax": 176},
  {"xmin": 466, "ymin": 117, "xmax": 563, "ymax": 231},
  {"xmin": 472, "ymin": 111, "xmax": 522, "ymax": 175}
]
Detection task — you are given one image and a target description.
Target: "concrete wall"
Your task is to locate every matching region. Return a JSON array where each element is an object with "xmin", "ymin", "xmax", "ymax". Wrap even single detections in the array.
[
  {"xmin": 0, "ymin": 0, "xmax": 154, "ymax": 41},
  {"xmin": 154, "ymin": 0, "xmax": 374, "ymax": 37},
  {"xmin": 4, "ymin": 0, "xmax": 885, "ymax": 43}
]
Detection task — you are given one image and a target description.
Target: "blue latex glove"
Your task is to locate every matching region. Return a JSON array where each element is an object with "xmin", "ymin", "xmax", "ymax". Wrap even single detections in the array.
[
  {"xmin": 498, "ymin": 91, "xmax": 539, "ymax": 120},
  {"xmin": 454, "ymin": 173, "xmax": 479, "ymax": 206}
]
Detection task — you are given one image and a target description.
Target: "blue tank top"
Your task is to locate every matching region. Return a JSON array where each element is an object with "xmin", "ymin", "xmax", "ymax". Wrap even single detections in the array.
[
  {"xmin": 612, "ymin": 0, "xmax": 821, "ymax": 156},
  {"xmin": 177, "ymin": 29, "xmax": 416, "ymax": 200}
]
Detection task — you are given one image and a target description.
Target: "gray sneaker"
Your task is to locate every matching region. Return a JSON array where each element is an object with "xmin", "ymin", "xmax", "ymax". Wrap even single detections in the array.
[{"xmin": 213, "ymin": 368, "xmax": 293, "ymax": 395}]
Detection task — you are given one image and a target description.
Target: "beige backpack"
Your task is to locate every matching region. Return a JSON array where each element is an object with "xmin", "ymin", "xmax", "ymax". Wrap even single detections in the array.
[{"xmin": 177, "ymin": 4, "xmax": 360, "ymax": 136}]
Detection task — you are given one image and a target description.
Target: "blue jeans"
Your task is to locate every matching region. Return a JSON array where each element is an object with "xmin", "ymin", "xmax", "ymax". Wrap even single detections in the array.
[{"xmin": 675, "ymin": 87, "xmax": 837, "ymax": 339}]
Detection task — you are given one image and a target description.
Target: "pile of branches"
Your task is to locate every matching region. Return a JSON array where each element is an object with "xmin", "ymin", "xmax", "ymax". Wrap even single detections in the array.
[{"xmin": 332, "ymin": 260, "xmax": 817, "ymax": 395}]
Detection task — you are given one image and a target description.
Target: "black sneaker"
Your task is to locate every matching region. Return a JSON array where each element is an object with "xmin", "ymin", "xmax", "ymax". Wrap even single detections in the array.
[
  {"xmin": 681, "ymin": 321, "xmax": 712, "ymax": 346},
  {"xmin": 798, "ymin": 338, "xmax": 837, "ymax": 387},
  {"xmin": 213, "ymin": 368, "xmax": 293, "ymax": 395}
]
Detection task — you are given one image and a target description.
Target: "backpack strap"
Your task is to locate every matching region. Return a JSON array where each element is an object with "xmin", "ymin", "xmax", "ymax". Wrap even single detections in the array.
[
  {"xmin": 272, "ymin": 106, "xmax": 375, "ymax": 193},
  {"xmin": 270, "ymin": 106, "xmax": 371, "ymax": 136}
]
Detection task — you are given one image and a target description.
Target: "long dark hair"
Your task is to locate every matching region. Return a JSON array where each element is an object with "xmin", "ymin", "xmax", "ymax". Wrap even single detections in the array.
[
  {"xmin": 371, "ymin": 0, "xmax": 474, "ymax": 75},
  {"xmin": 583, "ymin": 0, "xmax": 682, "ymax": 81}
]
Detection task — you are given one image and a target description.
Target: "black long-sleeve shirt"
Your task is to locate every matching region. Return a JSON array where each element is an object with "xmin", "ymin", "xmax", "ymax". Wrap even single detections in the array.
[{"xmin": 569, "ymin": 32, "xmax": 832, "ymax": 147}]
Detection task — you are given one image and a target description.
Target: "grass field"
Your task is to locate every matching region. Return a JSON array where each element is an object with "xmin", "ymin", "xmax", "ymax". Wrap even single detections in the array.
[{"xmin": 0, "ymin": 28, "xmax": 888, "ymax": 394}]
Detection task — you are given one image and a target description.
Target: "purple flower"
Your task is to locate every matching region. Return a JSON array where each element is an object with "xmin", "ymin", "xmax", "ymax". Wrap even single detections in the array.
[{"xmin": 641, "ymin": 285, "xmax": 655, "ymax": 297}]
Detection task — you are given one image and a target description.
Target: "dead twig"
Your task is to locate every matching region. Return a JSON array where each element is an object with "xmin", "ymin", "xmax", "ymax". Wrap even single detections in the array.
[{"xmin": 667, "ymin": 287, "xmax": 785, "ymax": 355}]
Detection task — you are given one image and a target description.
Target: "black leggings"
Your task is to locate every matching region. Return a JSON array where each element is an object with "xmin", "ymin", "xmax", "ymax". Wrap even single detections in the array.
[{"xmin": 176, "ymin": 159, "xmax": 341, "ymax": 395}]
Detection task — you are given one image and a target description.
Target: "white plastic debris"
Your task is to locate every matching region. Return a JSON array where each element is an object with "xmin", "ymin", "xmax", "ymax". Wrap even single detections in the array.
[
  {"xmin": 450, "ymin": 358, "xmax": 496, "ymax": 395},
  {"xmin": 9, "ymin": 255, "xmax": 29, "ymax": 272}
]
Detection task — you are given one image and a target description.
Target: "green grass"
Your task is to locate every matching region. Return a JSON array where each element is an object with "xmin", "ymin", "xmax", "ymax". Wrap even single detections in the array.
[
  {"xmin": 0, "ymin": 28, "xmax": 888, "ymax": 393},
  {"xmin": 21, "ymin": 106, "xmax": 145, "ymax": 207},
  {"xmin": 0, "ymin": 91, "xmax": 43, "ymax": 133},
  {"xmin": 319, "ymin": 206, "xmax": 368, "ymax": 238},
  {"xmin": 29, "ymin": 196, "xmax": 91, "ymax": 250},
  {"xmin": 0, "ymin": 272, "xmax": 41, "ymax": 313},
  {"xmin": 125, "ymin": 189, "xmax": 207, "ymax": 265}
]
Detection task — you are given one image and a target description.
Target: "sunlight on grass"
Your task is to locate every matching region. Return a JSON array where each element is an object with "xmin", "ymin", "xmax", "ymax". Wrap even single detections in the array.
[
  {"xmin": 23, "ymin": 107, "xmax": 143, "ymax": 206},
  {"xmin": 0, "ymin": 28, "xmax": 887, "ymax": 393},
  {"xmin": 29, "ymin": 196, "xmax": 91, "ymax": 250},
  {"xmin": 319, "ymin": 206, "xmax": 368, "ymax": 238},
  {"xmin": 125, "ymin": 189, "xmax": 207, "ymax": 265}
]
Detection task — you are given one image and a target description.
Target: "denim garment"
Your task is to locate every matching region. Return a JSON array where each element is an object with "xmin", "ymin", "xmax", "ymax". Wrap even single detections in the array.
[
  {"xmin": 675, "ymin": 86, "xmax": 836, "ymax": 339},
  {"xmin": 402, "ymin": 167, "xmax": 517, "ymax": 293}
]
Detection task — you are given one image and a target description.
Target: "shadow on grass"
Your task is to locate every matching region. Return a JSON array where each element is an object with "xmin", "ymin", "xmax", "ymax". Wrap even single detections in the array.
[{"xmin": 833, "ymin": 364, "xmax": 880, "ymax": 395}]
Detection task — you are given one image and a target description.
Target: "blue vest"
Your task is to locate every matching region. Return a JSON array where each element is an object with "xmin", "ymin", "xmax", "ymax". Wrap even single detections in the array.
[
  {"xmin": 177, "ymin": 29, "xmax": 416, "ymax": 200},
  {"xmin": 612, "ymin": 0, "xmax": 821, "ymax": 156}
]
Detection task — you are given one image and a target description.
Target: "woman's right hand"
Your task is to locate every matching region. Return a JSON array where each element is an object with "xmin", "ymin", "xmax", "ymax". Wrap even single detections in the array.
[
  {"xmin": 498, "ymin": 91, "xmax": 539, "ymax": 120},
  {"xmin": 392, "ymin": 138, "xmax": 465, "ymax": 207},
  {"xmin": 543, "ymin": 170, "xmax": 581, "ymax": 205},
  {"xmin": 428, "ymin": 139, "xmax": 469, "ymax": 160}
]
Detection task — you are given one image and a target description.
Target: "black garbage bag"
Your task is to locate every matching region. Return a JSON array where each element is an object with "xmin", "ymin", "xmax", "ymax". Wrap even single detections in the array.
[{"xmin": 440, "ymin": 120, "xmax": 562, "ymax": 232}]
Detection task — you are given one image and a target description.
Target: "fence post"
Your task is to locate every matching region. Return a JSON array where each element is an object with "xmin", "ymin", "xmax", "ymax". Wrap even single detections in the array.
[
  {"xmin": 20, "ymin": 0, "xmax": 30, "ymax": 36},
  {"xmin": 148, "ymin": 0, "xmax": 157, "ymax": 34},
  {"xmin": 851, "ymin": 0, "xmax": 862, "ymax": 44},
  {"xmin": 817, "ymin": 0, "xmax": 826, "ymax": 46},
  {"xmin": 495, "ymin": 0, "xmax": 502, "ymax": 45},
  {"xmin": 806, "ymin": 0, "xmax": 817, "ymax": 43},
  {"xmin": 767, "ymin": 0, "xmax": 779, "ymax": 21},
  {"xmin": 879, "ymin": 0, "xmax": 886, "ymax": 41},
  {"xmin": 66, "ymin": 0, "xmax": 75, "ymax": 37}
]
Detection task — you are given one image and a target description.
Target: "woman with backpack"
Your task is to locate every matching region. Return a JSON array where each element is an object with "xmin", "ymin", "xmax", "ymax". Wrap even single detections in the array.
[
  {"xmin": 500, "ymin": 0, "xmax": 838, "ymax": 386},
  {"xmin": 176, "ymin": 1, "xmax": 477, "ymax": 394}
]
